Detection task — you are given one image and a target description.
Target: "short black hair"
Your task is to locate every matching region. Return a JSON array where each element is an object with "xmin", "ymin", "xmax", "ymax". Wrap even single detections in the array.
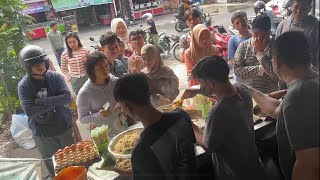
[
  {"xmin": 184, "ymin": 8, "xmax": 201, "ymax": 20},
  {"xmin": 231, "ymin": 11, "xmax": 247, "ymax": 24},
  {"xmin": 113, "ymin": 73, "xmax": 151, "ymax": 106},
  {"xmin": 85, "ymin": 51, "xmax": 108, "ymax": 82},
  {"xmin": 129, "ymin": 30, "xmax": 145, "ymax": 39},
  {"xmin": 50, "ymin": 22, "xmax": 57, "ymax": 28},
  {"xmin": 192, "ymin": 56, "xmax": 229, "ymax": 83},
  {"xmin": 100, "ymin": 31, "xmax": 120, "ymax": 47},
  {"xmin": 251, "ymin": 14, "xmax": 271, "ymax": 32},
  {"xmin": 272, "ymin": 31, "xmax": 311, "ymax": 68}
]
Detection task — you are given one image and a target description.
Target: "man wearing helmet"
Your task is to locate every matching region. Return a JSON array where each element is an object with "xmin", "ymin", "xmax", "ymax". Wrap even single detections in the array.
[
  {"xmin": 276, "ymin": 0, "xmax": 319, "ymax": 89},
  {"xmin": 18, "ymin": 45, "xmax": 74, "ymax": 178},
  {"xmin": 254, "ymin": 0, "xmax": 267, "ymax": 15}
]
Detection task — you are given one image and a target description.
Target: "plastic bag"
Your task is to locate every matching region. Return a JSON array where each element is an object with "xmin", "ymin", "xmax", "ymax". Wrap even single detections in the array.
[
  {"xmin": 0, "ymin": 158, "xmax": 41, "ymax": 180},
  {"xmin": 10, "ymin": 114, "xmax": 36, "ymax": 149}
]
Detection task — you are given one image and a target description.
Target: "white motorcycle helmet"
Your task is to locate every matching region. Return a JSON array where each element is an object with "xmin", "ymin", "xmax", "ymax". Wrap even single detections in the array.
[{"xmin": 142, "ymin": 13, "xmax": 153, "ymax": 21}]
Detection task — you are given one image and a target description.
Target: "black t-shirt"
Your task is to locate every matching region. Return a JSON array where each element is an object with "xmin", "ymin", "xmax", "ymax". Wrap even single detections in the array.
[
  {"xmin": 203, "ymin": 84, "xmax": 266, "ymax": 180},
  {"xmin": 131, "ymin": 109, "xmax": 196, "ymax": 180},
  {"xmin": 277, "ymin": 73, "xmax": 319, "ymax": 180},
  {"xmin": 148, "ymin": 21, "xmax": 158, "ymax": 35}
]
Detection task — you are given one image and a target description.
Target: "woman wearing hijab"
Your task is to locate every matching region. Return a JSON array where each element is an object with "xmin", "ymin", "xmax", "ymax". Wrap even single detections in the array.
[
  {"xmin": 111, "ymin": 18, "xmax": 133, "ymax": 57},
  {"xmin": 140, "ymin": 44, "xmax": 179, "ymax": 107},
  {"xmin": 185, "ymin": 24, "xmax": 219, "ymax": 87}
]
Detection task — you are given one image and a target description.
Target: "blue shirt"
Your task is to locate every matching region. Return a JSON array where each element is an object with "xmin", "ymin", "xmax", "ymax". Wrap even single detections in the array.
[{"xmin": 228, "ymin": 34, "xmax": 252, "ymax": 59}]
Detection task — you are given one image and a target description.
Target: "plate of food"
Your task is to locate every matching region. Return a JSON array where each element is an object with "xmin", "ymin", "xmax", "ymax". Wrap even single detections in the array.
[{"xmin": 157, "ymin": 99, "xmax": 202, "ymax": 120}]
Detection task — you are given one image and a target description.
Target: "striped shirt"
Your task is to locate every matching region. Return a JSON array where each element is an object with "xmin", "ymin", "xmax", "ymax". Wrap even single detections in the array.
[
  {"xmin": 61, "ymin": 48, "xmax": 90, "ymax": 80},
  {"xmin": 234, "ymin": 38, "xmax": 278, "ymax": 94}
]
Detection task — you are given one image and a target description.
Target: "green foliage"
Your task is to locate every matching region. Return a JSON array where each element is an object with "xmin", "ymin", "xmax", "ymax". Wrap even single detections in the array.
[
  {"xmin": 0, "ymin": 0, "xmax": 35, "ymax": 120},
  {"xmin": 0, "ymin": 50, "xmax": 25, "ymax": 97}
]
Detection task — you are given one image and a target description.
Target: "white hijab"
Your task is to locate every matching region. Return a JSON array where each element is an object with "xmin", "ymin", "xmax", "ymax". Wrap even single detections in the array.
[{"xmin": 111, "ymin": 18, "xmax": 133, "ymax": 52}]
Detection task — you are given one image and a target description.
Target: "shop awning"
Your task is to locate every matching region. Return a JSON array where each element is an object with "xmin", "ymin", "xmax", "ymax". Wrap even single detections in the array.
[
  {"xmin": 51, "ymin": 0, "xmax": 85, "ymax": 12},
  {"xmin": 90, "ymin": 0, "xmax": 113, "ymax": 5},
  {"xmin": 21, "ymin": 1, "xmax": 50, "ymax": 14}
]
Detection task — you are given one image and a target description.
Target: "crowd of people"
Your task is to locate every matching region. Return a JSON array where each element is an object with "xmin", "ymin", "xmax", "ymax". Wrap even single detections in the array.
[{"xmin": 17, "ymin": 0, "xmax": 318, "ymax": 179}]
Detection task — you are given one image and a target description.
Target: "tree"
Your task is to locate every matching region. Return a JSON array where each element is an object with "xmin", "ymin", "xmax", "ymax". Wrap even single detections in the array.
[{"xmin": 0, "ymin": 0, "xmax": 34, "ymax": 121}]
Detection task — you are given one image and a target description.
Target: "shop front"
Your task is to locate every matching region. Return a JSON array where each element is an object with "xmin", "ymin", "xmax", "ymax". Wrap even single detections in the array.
[
  {"xmin": 21, "ymin": 0, "xmax": 53, "ymax": 39},
  {"xmin": 50, "ymin": 0, "xmax": 116, "ymax": 32},
  {"xmin": 129, "ymin": 0, "xmax": 166, "ymax": 20},
  {"xmin": 91, "ymin": 0, "xmax": 116, "ymax": 26}
]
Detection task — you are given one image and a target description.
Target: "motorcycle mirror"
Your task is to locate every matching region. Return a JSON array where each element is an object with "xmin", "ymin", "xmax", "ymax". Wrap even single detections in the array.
[{"xmin": 89, "ymin": 37, "xmax": 95, "ymax": 41}]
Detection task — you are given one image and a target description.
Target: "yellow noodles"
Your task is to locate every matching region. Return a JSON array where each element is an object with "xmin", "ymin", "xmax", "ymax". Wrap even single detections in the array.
[
  {"xmin": 113, "ymin": 131, "xmax": 140, "ymax": 154},
  {"xmin": 115, "ymin": 158, "xmax": 132, "ymax": 172}
]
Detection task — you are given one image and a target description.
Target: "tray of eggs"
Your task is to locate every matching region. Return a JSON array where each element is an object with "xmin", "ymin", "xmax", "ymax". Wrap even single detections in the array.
[{"xmin": 53, "ymin": 141, "xmax": 101, "ymax": 174}]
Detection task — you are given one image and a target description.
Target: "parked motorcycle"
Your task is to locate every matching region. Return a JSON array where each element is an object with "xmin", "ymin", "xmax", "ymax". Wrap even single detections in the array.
[
  {"xmin": 162, "ymin": 34, "xmax": 182, "ymax": 61},
  {"xmin": 208, "ymin": 25, "xmax": 231, "ymax": 59}
]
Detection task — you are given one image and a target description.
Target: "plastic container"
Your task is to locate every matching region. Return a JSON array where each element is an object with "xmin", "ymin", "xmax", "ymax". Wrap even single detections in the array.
[{"xmin": 54, "ymin": 166, "xmax": 87, "ymax": 180}]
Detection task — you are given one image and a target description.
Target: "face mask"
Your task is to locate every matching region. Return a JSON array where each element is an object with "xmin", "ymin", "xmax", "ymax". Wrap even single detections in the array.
[{"xmin": 200, "ymin": 82, "xmax": 215, "ymax": 98}]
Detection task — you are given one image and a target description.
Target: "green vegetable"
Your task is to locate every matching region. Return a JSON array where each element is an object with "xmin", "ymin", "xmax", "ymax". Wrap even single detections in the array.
[{"xmin": 100, "ymin": 152, "xmax": 116, "ymax": 168}]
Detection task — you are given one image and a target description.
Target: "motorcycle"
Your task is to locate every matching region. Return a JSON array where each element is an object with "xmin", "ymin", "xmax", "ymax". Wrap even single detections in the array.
[
  {"xmin": 208, "ymin": 24, "xmax": 231, "ymax": 59},
  {"xmin": 266, "ymin": 0, "xmax": 292, "ymax": 18},
  {"xmin": 161, "ymin": 34, "xmax": 182, "ymax": 62},
  {"xmin": 141, "ymin": 25, "xmax": 171, "ymax": 54},
  {"xmin": 174, "ymin": 3, "xmax": 208, "ymax": 32},
  {"xmin": 174, "ymin": 14, "xmax": 188, "ymax": 32}
]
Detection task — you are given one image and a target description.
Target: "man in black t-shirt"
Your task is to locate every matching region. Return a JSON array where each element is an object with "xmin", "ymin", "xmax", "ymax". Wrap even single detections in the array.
[{"xmin": 113, "ymin": 73, "xmax": 196, "ymax": 180}]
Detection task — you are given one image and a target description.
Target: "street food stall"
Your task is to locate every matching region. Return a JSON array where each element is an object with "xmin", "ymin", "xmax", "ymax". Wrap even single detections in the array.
[{"xmin": 49, "ymin": 92, "xmax": 277, "ymax": 179}]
